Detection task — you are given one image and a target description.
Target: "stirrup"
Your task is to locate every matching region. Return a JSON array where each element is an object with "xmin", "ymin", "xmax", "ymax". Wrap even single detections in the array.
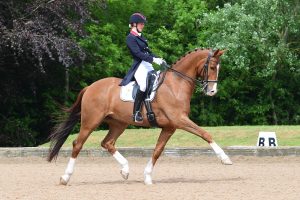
[{"xmin": 133, "ymin": 111, "xmax": 143, "ymax": 122}]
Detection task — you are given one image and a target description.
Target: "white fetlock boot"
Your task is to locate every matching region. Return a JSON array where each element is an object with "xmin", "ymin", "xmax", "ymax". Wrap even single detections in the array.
[
  {"xmin": 113, "ymin": 151, "xmax": 129, "ymax": 180},
  {"xmin": 144, "ymin": 159, "xmax": 153, "ymax": 185},
  {"xmin": 210, "ymin": 142, "xmax": 233, "ymax": 165},
  {"xmin": 60, "ymin": 157, "xmax": 76, "ymax": 185}
]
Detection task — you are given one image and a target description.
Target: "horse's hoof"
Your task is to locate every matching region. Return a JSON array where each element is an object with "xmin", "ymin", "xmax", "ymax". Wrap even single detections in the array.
[
  {"xmin": 144, "ymin": 179, "xmax": 153, "ymax": 185},
  {"xmin": 120, "ymin": 170, "xmax": 129, "ymax": 180},
  {"xmin": 60, "ymin": 175, "xmax": 69, "ymax": 185},
  {"xmin": 221, "ymin": 157, "xmax": 233, "ymax": 165},
  {"xmin": 144, "ymin": 175, "xmax": 153, "ymax": 185}
]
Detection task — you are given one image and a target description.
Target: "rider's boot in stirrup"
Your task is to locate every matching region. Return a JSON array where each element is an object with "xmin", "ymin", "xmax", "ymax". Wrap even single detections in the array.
[{"xmin": 133, "ymin": 89, "xmax": 145, "ymax": 122}]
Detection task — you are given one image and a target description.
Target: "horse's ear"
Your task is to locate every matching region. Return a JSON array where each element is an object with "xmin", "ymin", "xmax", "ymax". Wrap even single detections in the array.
[
  {"xmin": 213, "ymin": 49, "xmax": 220, "ymax": 57},
  {"xmin": 214, "ymin": 49, "xmax": 226, "ymax": 57}
]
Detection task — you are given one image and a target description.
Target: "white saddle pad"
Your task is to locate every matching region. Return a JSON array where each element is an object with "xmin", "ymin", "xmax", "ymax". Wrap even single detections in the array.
[{"xmin": 120, "ymin": 71, "xmax": 160, "ymax": 102}]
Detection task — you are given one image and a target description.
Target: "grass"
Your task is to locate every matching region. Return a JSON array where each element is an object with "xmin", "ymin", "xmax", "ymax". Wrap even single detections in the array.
[{"xmin": 41, "ymin": 125, "xmax": 300, "ymax": 148}]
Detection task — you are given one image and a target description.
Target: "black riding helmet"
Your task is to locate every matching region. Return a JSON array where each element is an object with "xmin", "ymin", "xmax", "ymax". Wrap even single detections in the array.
[{"xmin": 129, "ymin": 12, "xmax": 147, "ymax": 24}]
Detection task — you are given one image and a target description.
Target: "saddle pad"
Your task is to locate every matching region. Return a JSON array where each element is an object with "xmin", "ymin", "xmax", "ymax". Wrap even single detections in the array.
[{"xmin": 120, "ymin": 71, "xmax": 160, "ymax": 102}]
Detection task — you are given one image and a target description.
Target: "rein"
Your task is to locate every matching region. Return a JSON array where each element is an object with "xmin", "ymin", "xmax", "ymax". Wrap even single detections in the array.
[{"xmin": 155, "ymin": 50, "xmax": 218, "ymax": 92}]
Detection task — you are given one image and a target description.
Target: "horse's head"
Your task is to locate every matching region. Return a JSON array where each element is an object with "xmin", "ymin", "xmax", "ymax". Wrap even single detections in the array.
[{"xmin": 198, "ymin": 49, "xmax": 225, "ymax": 96}]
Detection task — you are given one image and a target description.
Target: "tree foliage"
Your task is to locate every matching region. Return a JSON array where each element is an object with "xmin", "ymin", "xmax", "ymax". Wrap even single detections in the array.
[
  {"xmin": 195, "ymin": 0, "xmax": 300, "ymax": 125},
  {"xmin": 0, "ymin": 0, "xmax": 94, "ymax": 146}
]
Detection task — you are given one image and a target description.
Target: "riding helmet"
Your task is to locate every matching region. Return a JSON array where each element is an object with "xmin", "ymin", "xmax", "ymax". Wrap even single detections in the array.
[{"xmin": 129, "ymin": 12, "xmax": 147, "ymax": 24}]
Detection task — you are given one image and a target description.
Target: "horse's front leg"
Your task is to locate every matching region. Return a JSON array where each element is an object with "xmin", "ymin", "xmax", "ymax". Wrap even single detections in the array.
[
  {"xmin": 178, "ymin": 116, "xmax": 232, "ymax": 165},
  {"xmin": 144, "ymin": 127, "xmax": 176, "ymax": 185}
]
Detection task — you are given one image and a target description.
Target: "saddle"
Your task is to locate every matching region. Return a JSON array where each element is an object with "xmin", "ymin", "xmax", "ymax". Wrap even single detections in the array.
[{"xmin": 120, "ymin": 70, "xmax": 160, "ymax": 127}]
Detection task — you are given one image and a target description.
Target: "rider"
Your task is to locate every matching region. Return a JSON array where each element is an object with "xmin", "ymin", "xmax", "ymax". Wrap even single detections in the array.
[{"xmin": 119, "ymin": 12, "xmax": 164, "ymax": 123}]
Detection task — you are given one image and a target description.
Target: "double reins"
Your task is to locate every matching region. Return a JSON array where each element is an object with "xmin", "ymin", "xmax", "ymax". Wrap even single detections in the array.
[{"xmin": 158, "ymin": 50, "xmax": 218, "ymax": 92}]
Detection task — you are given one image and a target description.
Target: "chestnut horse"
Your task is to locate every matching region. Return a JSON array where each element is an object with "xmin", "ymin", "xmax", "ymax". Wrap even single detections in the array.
[{"xmin": 48, "ymin": 48, "xmax": 232, "ymax": 185}]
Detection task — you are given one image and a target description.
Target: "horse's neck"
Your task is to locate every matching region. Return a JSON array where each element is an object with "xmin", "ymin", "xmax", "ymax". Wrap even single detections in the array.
[
  {"xmin": 172, "ymin": 49, "xmax": 208, "ymax": 79},
  {"xmin": 165, "ymin": 72, "xmax": 195, "ymax": 104},
  {"xmin": 164, "ymin": 50, "xmax": 207, "ymax": 100}
]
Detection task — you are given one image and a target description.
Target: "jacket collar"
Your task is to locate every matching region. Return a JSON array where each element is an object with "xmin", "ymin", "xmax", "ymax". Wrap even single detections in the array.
[
  {"xmin": 130, "ymin": 30, "xmax": 141, "ymax": 36},
  {"xmin": 131, "ymin": 32, "xmax": 148, "ymax": 45}
]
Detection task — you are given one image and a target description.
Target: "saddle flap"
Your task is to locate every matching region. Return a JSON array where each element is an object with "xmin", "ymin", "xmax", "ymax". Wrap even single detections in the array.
[{"xmin": 120, "ymin": 71, "xmax": 160, "ymax": 102}]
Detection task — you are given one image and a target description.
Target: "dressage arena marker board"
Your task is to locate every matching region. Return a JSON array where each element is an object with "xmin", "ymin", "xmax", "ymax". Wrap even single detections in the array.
[{"xmin": 257, "ymin": 132, "xmax": 278, "ymax": 147}]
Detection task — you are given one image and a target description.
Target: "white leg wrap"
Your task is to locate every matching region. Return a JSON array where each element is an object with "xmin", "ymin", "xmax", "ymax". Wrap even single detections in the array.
[
  {"xmin": 65, "ymin": 157, "xmax": 76, "ymax": 175},
  {"xmin": 144, "ymin": 158, "xmax": 153, "ymax": 185},
  {"xmin": 210, "ymin": 142, "xmax": 232, "ymax": 165},
  {"xmin": 60, "ymin": 157, "xmax": 76, "ymax": 185},
  {"xmin": 113, "ymin": 151, "xmax": 129, "ymax": 172},
  {"xmin": 210, "ymin": 142, "xmax": 226, "ymax": 159},
  {"xmin": 113, "ymin": 151, "xmax": 129, "ymax": 179}
]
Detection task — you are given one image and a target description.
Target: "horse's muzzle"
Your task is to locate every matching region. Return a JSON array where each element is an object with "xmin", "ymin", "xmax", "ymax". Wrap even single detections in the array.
[{"xmin": 205, "ymin": 83, "xmax": 218, "ymax": 96}]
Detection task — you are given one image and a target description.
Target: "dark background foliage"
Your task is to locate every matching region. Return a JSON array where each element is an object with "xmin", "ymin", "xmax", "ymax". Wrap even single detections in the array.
[{"xmin": 0, "ymin": 0, "xmax": 91, "ymax": 146}]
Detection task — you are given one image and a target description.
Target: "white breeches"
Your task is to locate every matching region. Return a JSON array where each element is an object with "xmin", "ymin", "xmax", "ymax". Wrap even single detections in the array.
[{"xmin": 134, "ymin": 60, "xmax": 154, "ymax": 92}]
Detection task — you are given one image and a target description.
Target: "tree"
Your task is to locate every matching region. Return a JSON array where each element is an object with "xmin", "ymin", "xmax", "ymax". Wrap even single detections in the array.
[
  {"xmin": 0, "ymin": 0, "xmax": 95, "ymax": 146},
  {"xmin": 197, "ymin": 0, "xmax": 300, "ymax": 125}
]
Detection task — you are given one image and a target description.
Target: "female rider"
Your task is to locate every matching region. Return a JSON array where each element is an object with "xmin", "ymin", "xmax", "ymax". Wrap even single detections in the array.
[{"xmin": 119, "ymin": 12, "xmax": 164, "ymax": 123}]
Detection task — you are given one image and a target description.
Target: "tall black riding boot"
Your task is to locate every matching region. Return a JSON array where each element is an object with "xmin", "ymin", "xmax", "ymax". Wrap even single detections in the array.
[{"xmin": 133, "ymin": 89, "xmax": 145, "ymax": 122}]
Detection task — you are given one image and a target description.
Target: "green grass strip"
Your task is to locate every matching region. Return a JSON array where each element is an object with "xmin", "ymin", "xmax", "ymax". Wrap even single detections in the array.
[{"xmin": 41, "ymin": 125, "xmax": 300, "ymax": 148}]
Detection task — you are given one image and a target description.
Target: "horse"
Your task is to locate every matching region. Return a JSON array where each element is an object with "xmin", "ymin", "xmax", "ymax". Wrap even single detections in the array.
[{"xmin": 47, "ymin": 48, "xmax": 232, "ymax": 185}]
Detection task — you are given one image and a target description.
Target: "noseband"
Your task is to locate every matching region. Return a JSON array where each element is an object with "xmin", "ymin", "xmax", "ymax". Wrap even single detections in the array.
[{"xmin": 162, "ymin": 50, "xmax": 219, "ymax": 92}]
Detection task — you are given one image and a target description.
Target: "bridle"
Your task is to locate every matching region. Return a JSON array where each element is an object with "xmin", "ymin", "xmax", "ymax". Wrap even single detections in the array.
[{"xmin": 160, "ymin": 50, "xmax": 219, "ymax": 92}]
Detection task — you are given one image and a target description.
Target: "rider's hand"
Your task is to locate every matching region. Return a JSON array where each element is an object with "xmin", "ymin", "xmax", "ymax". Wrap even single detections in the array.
[{"xmin": 153, "ymin": 57, "xmax": 164, "ymax": 65}]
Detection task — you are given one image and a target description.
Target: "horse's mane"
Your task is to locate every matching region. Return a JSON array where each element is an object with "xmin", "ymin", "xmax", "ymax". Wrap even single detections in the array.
[{"xmin": 171, "ymin": 48, "xmax": 208, "ymax": 67}]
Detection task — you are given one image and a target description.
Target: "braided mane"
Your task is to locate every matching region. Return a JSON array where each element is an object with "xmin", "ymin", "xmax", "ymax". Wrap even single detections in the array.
[{"xmin": 171, "ymin": 48, "xmax": 207, "ymax": 66}]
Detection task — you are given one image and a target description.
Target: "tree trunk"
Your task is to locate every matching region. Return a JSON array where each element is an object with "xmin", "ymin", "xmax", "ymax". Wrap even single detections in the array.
[{"xmin": 269, "ymin": 73, "xmax": 278, "ymax": 125}]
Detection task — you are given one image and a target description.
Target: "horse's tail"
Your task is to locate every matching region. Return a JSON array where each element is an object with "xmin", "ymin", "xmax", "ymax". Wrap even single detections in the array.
[{"xmin": 47, "ymin": 87, "xmax": 88, "ymax": 162}]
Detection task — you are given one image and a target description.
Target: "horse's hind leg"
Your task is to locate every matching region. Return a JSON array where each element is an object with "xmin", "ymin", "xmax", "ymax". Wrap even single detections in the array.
[
  {"xmin": 60, "ymin": 112, "xmax": 105, "ymax": 185},
  {"xmin": 101, "ymin": 120, "xmax": 129, "ymax": 179},
  {"xmin": 144, "ymin": 127, "xmax": 176, "ymax": 185}
]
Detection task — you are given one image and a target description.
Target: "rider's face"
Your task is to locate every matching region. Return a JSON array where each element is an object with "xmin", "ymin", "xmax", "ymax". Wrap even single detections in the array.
[{"xmin": 136, "ymin": 23, "xmax": 145, "ymax": 32}]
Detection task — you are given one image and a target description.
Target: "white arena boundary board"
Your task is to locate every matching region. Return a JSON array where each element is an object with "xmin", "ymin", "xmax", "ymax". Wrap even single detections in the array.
[{"xmin": 0, "ymin": 146, "xmax": 300, "ymax": 157}]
